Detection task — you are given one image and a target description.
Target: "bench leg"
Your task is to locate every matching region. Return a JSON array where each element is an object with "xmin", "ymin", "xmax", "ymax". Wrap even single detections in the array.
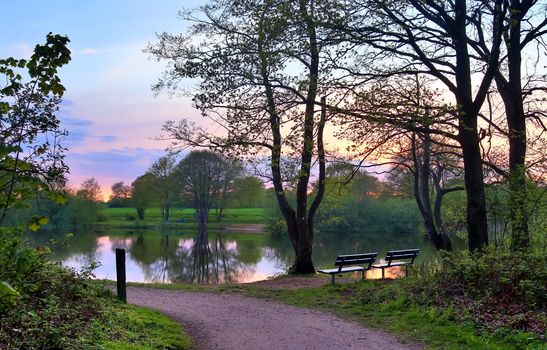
[
  {"xmin": 381, "ymin": 267, "xmax": 385, "ymax": 280},
  {"xmin": 331, "ymin": 274, "xmax": 335, "ymax": 285},
  {"xmin": 361, "ymin": 270, "xmax": 365, "ymax": 281},
  {"xmin": 405, "ymin": 265, "xmax": 409, "ymax": 277}
]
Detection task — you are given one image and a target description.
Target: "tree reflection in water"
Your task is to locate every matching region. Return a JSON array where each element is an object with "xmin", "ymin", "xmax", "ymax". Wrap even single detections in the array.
[
  {"xmin": 130, "ymin": 228, "xmax": 255, "ymax": 283},
  {"xmin": 172, "ymin": 228, "xmax": 251, "ymax": 284}
]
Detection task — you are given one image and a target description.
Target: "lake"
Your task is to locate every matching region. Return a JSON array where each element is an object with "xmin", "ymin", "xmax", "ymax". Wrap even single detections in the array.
[{"xmin": 28, "ymin": 225, "xmax": 440, "ymax": 284}]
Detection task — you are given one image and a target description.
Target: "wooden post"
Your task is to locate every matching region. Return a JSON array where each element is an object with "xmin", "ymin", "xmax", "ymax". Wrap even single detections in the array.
[{"xmin": 115, "ymin": 248, "xmax": 127, "ymax": 303}]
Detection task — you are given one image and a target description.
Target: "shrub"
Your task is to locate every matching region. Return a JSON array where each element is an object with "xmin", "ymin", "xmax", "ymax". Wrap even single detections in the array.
[
  {"xmin": 267, "ymin": 218, "xmax": 287, "ymax": 238},
  {"xmin": 405, "ymin": 248, "xmax": 546, "ymax": 337},
  {"xmin": 0, "ymin": 228, "xmax": 105, "ymax": 349}
]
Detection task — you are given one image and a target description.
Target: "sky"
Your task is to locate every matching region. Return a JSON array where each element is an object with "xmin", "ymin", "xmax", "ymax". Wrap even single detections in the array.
[{"xmin": 0, "ymin": 1, "xmax": 206, "ymax": 199}]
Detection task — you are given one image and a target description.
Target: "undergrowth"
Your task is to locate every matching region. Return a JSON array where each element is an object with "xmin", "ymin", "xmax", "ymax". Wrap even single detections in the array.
[
  {"xmin": 410, "ymin": 249, "xmax": 546, "ymax": 337},
  {"xmin": 0, "ymin": 227, "xmax": 191, "ymax": 349}
]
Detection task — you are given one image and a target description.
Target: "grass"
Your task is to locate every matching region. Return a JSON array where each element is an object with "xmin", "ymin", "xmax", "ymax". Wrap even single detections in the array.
[
  {"xmin": 98, "ymin": 207, "xmax": 266, "ymax": 228},
  {"xmin": 119, "ymin": 277, "xmax": 545, "ymax": 350},
  {"xmin": 97, "ymin": 299, "xmax": 192, "ymax": 349}
]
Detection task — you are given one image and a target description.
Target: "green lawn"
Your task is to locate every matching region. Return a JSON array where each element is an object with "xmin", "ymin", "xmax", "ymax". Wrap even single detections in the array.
[
  {"xmin": 99, "ymin": 207, "xmax": 266, "ymax": 228},
  {"xmin": 98, "ymin": 299, "xmax": 192, "ymax": 349}
]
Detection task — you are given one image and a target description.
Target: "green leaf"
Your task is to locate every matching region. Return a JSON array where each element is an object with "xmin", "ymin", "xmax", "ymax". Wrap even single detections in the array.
[
  {"xmin": 54, "ymin": 193, "xmax": 67, "ymax": 205},
  {"xmin": 0, "ymin": 281, "xmax": 19, "ymax": 297},
  {"xmin": 28, "ymin": 222, "xmax": 40, "ymax": 232},
  {"xmin": 28, "ymin": 216, "xmax": 49, "ymax": 231}
]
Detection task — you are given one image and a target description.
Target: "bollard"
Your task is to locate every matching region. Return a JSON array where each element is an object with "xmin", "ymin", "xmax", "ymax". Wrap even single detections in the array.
[{"xmin": 115, "ymin": 248, "xmax": 127, "ymax": 303}]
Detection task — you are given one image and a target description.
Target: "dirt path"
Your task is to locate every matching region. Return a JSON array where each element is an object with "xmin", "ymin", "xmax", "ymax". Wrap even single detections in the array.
[{"xmin": 127, "ymin": 287, "xmax": 422, "ymax": 350}]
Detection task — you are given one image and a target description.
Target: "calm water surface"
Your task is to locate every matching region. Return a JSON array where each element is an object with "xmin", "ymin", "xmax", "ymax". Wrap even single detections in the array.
[{"xmin": 29, "ymin": 226, "xmax": 438, "ymax": 284}]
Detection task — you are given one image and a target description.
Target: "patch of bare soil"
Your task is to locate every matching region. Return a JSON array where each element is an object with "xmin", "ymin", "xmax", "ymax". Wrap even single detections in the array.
[{"xmin": 247, "ymin": 274, "xmax": 356, "ymax": 289}]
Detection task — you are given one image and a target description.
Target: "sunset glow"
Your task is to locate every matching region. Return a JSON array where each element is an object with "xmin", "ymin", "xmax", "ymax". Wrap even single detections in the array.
[{"xmin": 0, "ymin": 1, "xmax": 205, "ymax": 197}]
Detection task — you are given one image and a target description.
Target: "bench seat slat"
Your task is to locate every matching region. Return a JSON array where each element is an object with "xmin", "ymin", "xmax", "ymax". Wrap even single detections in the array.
[
  {"xmin": 372, "ymin": 261, "xmax": 411, "ymax": 268},
  {"xmin": 387, "ymin": 249, "xmax": 419, "ymax": 254},
  {"xmin": 388, "ymin": 253, "xmax": 418, "ymax": 259},
  {"xmin": 372, "ymin": 248, "xmax": 419, "ymax": 279},
  {"xmin": 319, "ymin": 252, "xmax": 378, "ymax": 285},
  {"xmin": 318, "ymin": 266, "xmax": 365, "ymax": 274},
  {"xmin": 335, "ymin": 258, "xmax": 375, "ymax": 266}
]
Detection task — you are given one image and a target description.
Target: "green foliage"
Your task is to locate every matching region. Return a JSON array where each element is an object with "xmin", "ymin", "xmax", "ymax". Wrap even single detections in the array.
[
  {"xmin": 306, "ymin": 171, "xmax": 422, "ymax": 236},
  {"xmin": 0, "ymin": 227, "xmax": 191, "ymax": 349},
  {"xmin": 131, "ymin": 172, "xmax": 160, "ymax": 217},
  {"xmin": 405, "ymin": 248, "xmax": 546, "ymax": 341},
  {"xmin": 229, "ymin": 176, "xmax": 266, "ymax": 208},
  {"xmin": 176, "ymin": 150, "xmax": 244, "ymax": 224},
  {"xmin": 315, "ymin": 196, "xmax": 420, "ymax": 236},
  {"xmin": 267, "ymin": 217, "xmax": 288, "ymax": 238},
  {"xmin": 19, "ymin": 194, "xmax": 102, "ymax": 230},
  {"xmin": 437, "ymin": 249, "xmax": 546, "ymax": 309},
  {"xmin": 0, "ymin": 33, "xmax": 71, "ymax": 223},
  {"xmin": 0, "ymin": 227, "xmax": 104, "ymax": 348}
]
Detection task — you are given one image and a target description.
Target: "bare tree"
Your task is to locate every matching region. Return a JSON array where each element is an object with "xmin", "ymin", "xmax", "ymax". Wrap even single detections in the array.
[
  {"xmin": 328, "ymin": 0, "xmax": 507, "ymax": 251},
  {"xmin": 76, "ymin": 177, "xmax": 103, "ymax": 203}
]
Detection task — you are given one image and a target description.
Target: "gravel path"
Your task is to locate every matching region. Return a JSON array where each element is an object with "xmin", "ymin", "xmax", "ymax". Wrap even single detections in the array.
[{"xmin": 127, "ymin": 287, "xmax": 422, "ymax": 350}]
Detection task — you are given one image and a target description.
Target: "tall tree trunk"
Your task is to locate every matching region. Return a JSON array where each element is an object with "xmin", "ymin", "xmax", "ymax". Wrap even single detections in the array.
[
  {"xmin": 495, "ymin": 0, "xmax": 529, "ymax": 251},
  {"xmin": 432, "ymin": 168, "xmax": 463, "ymax": 252},
  {"xmin": 136, "ymin": 207, "xmax": 145, "ymax": 220},
  {"xmin": 453, "ymin": 0, "xmax": 494, "ymax": 251},
  {"xmin": 256, "ymin": 0, "xmax": 324, "ymax": 274},
  {"xmin": 196, "ymin": 208, "xmax": 208, "ymax": 226},
  {"xmin": 411, "ymin": 132, "xmax": 452, "ymax": 251},
  {"xmin": 433, "ymin": 189, "xmax": 453, "ymax": 251},
  {"xmin": 459, "ymin": 129, "xmax": 489, "ymax": 251}
]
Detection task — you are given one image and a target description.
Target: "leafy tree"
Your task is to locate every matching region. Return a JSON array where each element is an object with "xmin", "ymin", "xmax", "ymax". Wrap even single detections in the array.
[
  {"xmin": 176, "ymin": 150, "xmax": 243, "ymax": 224},
  {"xmin": 131, "ymin": 173, "xmax": 158, "ymax": 220},
  {"xmin": 108, "ymin": 181, "xmax": 131, "ymax": 207},
  {"xmin": 0, "ymin": 33, "xmax": 70, "ymax": 225},
  {"xmin": 230, "ymin": 176, "xmax": 265, "ymax": 208},
  {"xmin": 76, "ymin": 177, "xmax": 103, "ymax": 203},
  {"xmin": 148, "ymin": 155, "xmax": 178, "ymax": 221},
  {"xmin": 147, "ymin": 0, "xmax": 344, "ymax": 272}
]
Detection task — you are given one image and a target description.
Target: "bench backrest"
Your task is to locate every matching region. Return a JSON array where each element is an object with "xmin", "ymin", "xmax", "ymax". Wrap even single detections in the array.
[
  {"xmin": 384, "ymin": 249, "xmax": 419, "ymax": 266},
  {"xmin": 335, "ymin": 253, "xmax": 377, "ymax": 271}
]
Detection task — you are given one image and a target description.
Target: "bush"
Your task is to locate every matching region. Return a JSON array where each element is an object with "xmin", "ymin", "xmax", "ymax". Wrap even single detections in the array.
[
  {"xmin": 406, "ymin": 248, "xmax": 546, "ymax": 337},
  {"xmin": 439, "ymin": 249, "xmax": 546, "ymax": 310},
  {"xmin": 267, "ymin": 218, "xmax": 287, "ymax": 238},
  {"xmin": 315, "ymin": 196, "xmax": 420, "ymax": 236},
  {"xmin": 0, "ymin": 228, "xmax": 107, "ymax": 349}
]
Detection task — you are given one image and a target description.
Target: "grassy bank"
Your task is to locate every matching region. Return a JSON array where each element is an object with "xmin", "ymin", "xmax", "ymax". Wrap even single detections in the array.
[
  {"xmin": 98, "ymin": 207, "xmax": 266, "ymax": 228},
  {"xmin": 123, "ymin": 274, "xmax": 544, "ymax": 350},
  {"xmin": 98, "ymin": 299, "xmax": 192, "ymax": 349},
  {"xmin": 0, "ymin": 227, "xmax": 192, "ymax": 349}
]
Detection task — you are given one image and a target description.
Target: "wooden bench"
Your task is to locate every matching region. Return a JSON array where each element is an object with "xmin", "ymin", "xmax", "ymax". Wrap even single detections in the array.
[
  {"xmin": 318, "ymin": 253, "xmax": 377, "ymax": 285},
  {"xmin": 372, "ymin": 249, "xmax": 419, "ymax": 279}
]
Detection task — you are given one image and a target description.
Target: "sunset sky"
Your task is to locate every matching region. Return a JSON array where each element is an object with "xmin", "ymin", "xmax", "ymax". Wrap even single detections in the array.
[{"xmin": 0, "ymin": 1, "xmax": 205, "ymax": 199}]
